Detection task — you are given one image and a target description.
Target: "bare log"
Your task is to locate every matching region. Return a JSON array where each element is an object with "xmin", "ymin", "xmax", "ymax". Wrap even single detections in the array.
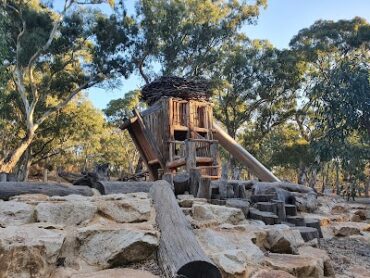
[
  {"xmin": 0, "ymin": 182, "xmax": 93, "ymax": 200},
  {"xmin": 150, "ymin": 180, "xmax": 221, "ymax": 278},
  {"xmin": 95, "ymin": 181, "xmax": 154, "ymax": 195},
  {"xmin": 252, "ymin": 181, "xmax": 315, "ymax": 194}
]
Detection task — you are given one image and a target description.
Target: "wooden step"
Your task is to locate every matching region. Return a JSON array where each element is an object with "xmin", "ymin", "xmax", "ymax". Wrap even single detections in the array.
[
  {"xmin": 284, "ymin": 204, "xmax": 297, "ymax": 216},
  {"xmin": 293, "ymin": 226, "xmax": 320, "ymax": 242},
  {"xmin": 304, "ymin": 218, "xmax": 323, "ymax": 238},
  {"xmin": 257, "ymin": 202, "xmax": 277, "ymax": 214},
  {"xmin": 250, "ymin": 194, "xmax": 277, "ymax": 203},
  {"xmin": 249, "ymin": 208, "xmax": 280, "ymax": 225},
  {"xmin": 286, "ymin": 216, "xmax": 305, "ymax": 226}
]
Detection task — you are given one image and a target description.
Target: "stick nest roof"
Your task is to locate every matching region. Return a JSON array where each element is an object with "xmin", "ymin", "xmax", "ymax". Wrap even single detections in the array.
[{"xmin": 141, "ymin": 76, "xmax": 212, "ymax": 105}]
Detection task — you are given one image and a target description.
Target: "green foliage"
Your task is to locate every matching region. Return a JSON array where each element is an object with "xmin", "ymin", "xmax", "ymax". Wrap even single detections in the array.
[
  {"xmin": 103, "ymin": 90, "xmax": 145, "ymax": 124},
  {"xmin": 133, "ymin": 0, "xmax": 267, "ymax": 80}
]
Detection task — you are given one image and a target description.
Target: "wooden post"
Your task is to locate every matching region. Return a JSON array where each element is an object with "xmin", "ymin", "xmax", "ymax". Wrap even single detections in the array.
[
  {"xmin": 272, "ymin": 199, "xmax": 286, "ymax": 222},
  {"xmin": 150, "ymin": 180, "xmax": 221, "ymax": 278},
  {"xmin": 0, "ymin": 173, "xmax": 7, "ymax": 182},
  {"xmin": 189, "ymin": 168, "xmax": 200, "ymax": 196},
  {"xmin": 197, "ymin": 176, "xmax": 211, "ymax": 199}
]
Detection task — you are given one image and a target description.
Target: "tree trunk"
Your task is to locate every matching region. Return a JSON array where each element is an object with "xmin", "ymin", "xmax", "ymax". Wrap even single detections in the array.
[
  {"xmin": 335, "ymin": 160, "xmax": 340, "ymax": 195},
  {"xmin": 297, "ymin": 161, "xmax": 307, "ymax": 185},
  {"xmin": 0, "ymin": 132, "xmax": 34, "ymax": 174},
  {"xmin": 365, "ymin": 179, "xmax": 369, "ymax": 198}
]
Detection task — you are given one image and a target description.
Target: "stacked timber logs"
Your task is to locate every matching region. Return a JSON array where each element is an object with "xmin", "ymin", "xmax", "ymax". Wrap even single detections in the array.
[{"xmin": 141, "ymin": 76, "xmax": 212, "ymax": 105}]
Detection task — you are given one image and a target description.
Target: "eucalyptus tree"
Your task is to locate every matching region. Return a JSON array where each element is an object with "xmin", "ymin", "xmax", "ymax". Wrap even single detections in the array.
[
  {"xmin": 132, "ymin": 0, "xmax": 268, "ymax": 82},
  {"xmin": 290, "ymin": 17, "xmax": 370, "ymax": 189},
  {"xmin": 0, "ymin": 0, "xmax": 136, "ymax": 174}
]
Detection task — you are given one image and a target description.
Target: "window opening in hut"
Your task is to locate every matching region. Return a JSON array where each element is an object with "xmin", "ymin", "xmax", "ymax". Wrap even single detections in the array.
[
  {"xmin": 196, "ymin": 106, "xmax": 206, "ymax": 128},
  {"xmin": 174, "ymin": 130, "xmax": 188, "ymax": 141}
]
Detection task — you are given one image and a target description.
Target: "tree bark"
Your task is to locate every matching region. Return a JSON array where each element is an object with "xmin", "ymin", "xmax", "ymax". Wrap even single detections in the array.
[
  {"xmin": 0, "ymin": 131, "xmax": 35, "ymax": 174},
  {"xmin": 365, "ymin": 179, "xmax": 369, "ymax": 198},
  {"xmin": 150, "ymin": 180, "xmax": 221, "ymax": 278}
]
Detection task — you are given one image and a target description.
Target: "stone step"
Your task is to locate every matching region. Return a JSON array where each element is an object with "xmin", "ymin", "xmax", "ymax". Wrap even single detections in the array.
[
  {"xmin": 249, "ymin": 208, "xmax": 280, "ymax": 225},
  {"xmin": 293, "ymin": 226, "xmax": 320, "ymax": 242},
  {"xmin": 304, "ymin": 218, "xmax": 323, "ymax": 238},
  {"xmin": 286, "ymin": 215, "xmax": 305, "ymax": 226},
  {"xmin": 250, "ymin": 194, "xmax": 277, "ymax": 203},
  {"xmin": 284, "ymin": 204, "xmax": 297, "ymax": 216}
]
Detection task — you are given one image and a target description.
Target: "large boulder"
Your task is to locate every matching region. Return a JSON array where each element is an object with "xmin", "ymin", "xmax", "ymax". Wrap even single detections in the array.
[
  {"xmin": 77, "ymin": 224, "xmax": 159, "ymax": 268},
  {"xmin": 333, "ymin": 226, "xmax": 361, "ymax": 237},
  {"xmin": 331, "ymin": 204, "xmax": 349, "ymax": 214},
  {"xmin": 97, "ymin": 193, "xmax": 152, "ymax": 223},
  {"xmin": 298, "ymin": 246, "xmax": 335, "ymax": 277},
  {"xmin": 177, "ymin": 194, "xmax": 207, "ymax": 208},
  {"xmin": 0, "ymin": 226, "xmax": 65, "ymax": 278},
  {"xmin": 196, "ymin": 228, "xmax": 264, "ymax": 277},
  {"xmin": 263, "ymin": 253, "xmax": 326, "ymax": 278},
  {"xmin": 295, "ymin": 192, "xmax": 318, "ymax": 212},
  {"xmin": 0, "ymin": 201, "xmax": 34, "ymax": 227},
  {"xmin": 192, "ymin": 203, "xmax": 245, "ymax": 225},
  {"xmin": 35, "ymin": 201, "xmax": 97, "ymax": 225},
  {"xmin": 262, "ymin": 227, "xmax": 305, "ymax": 254}
]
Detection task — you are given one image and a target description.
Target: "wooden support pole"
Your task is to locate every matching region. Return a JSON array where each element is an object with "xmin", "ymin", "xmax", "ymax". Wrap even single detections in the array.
[
  {"xmin": 197, "ymin": 176, "xmax": 211, "ymax": 199},
  {"xmin": 150, "ymin": 180, "xmax": 221, "ymax": 278}
]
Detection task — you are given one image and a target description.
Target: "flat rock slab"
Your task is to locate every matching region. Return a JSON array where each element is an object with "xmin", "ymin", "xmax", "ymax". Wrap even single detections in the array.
[
  {"xmin": 0, "ymin": 201, "xmax": 34, "ymax": 227},
  {"xmin": 192, "ymin": 203, "xmax": 245, "ymax": 225},
  {"xmin": 250, "ymin": 269, "xmax": 295, "ymax": 278},
  {"xmin": 35, "ymin": 201, "xmax": 97, "ymax": 225},
  {"xmin": 71, "ymin": 268, "xmax": 159, "ymax": 278},
  {"xmin": 97, "ymin": 193, "xmax": 151, "ymax": 223}
]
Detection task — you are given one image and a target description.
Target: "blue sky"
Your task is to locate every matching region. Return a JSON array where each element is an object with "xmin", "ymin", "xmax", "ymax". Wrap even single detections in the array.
[{"xmin": 87, "ymin": 0, "xmax": 370, "ymax": 110}]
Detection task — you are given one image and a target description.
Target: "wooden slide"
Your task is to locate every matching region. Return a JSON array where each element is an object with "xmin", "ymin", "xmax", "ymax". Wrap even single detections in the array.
[{"xmin": 213, "ymin": 122, "xmax": 280, "ymax": 182}]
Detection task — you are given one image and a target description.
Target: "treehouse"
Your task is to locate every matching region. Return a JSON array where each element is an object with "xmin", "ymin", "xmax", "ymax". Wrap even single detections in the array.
[
  {"xmin": 122, "ymin": 96, "xmax": 221, "ymax": 181},
  {"xmin": 121, "ymin": 76, "xmax": 279, "ymax": 186}
]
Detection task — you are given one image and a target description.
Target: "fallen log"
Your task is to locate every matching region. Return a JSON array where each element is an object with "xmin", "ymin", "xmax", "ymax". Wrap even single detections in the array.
[
  {"xmin": 150, "ymin": 180, "xmax": 221, "ymax": 278},
  {"xmin": 0, "ymin": 182, "xmax": 93, "ymax": 200},
  {"xmin": 251, "ymin": 181, "xmax": 315, "ymax": 194},
  {"xmin": 95, "ymin": 181, "xmax": 154, "ymax": 195}
]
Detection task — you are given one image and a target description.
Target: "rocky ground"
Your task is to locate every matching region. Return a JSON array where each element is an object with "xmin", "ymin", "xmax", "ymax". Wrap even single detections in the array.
[{"xmin": 0, "ymin": 189, "xmax": 369, "ymax": 278}]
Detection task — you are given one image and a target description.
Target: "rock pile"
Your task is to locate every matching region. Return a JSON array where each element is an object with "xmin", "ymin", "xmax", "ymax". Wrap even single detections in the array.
[{"xmin": 0, "ymin": 193, "xmax": 159, "ymax": 278}]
